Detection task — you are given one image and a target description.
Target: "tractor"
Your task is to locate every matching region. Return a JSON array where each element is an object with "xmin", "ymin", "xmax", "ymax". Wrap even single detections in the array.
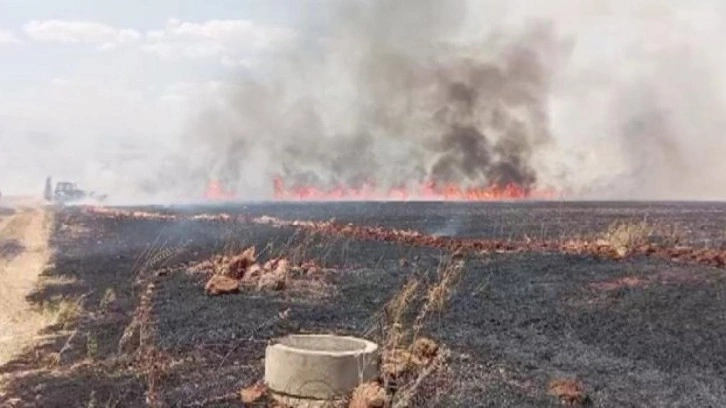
[{"xmin": 45, "ymin": 177, "xmax": 107, "ymax": 204}]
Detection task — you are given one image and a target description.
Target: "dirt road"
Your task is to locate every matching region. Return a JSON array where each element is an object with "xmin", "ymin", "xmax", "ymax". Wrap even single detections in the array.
[{"xmin": 0, "ymin": 203, "xmax": 52, "ymax": 365}]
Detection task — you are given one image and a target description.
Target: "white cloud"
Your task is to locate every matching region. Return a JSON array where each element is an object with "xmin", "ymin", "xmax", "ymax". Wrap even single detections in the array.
[
  {"xmin": 19, "ymin": 18, "xmax": 295, "ymax": 68},
  {"xmin": 24, "ymin": 20, "xmax": 141, "ymax": 49},
  {"xmin": 139, "ymin": 41, "xmax": 226, "ymax": 59},
  {"xmin": 0, "ymin": 29, "xmax": 21, "ymax": 44},
  {"xmin": 155, "ymin": 18, "xmax": 295, "ymax": 48},
  {"xmin": 141, "ymin": 18, "xmax": 296, "ymax": 59},
  {"xmin": 50, "ymin": 78, "xmax": 70, "ymax": 86}
]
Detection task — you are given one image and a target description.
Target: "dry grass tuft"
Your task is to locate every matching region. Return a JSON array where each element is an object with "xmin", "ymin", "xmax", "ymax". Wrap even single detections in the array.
[
  {"xmin": 548, "ymin": 378, "xmax": 588, "ymax": 406},
  {"xmin": 240, "ymin": 381, "xmax": 268, "ymax": 404},
  {"xmin": 601, "ymin": 221, "xmax": 653, "ymax": 257},
  {"xmin": 410, "ymin": 337, "xmax": 439, "ymax": 363},
  {"xmin": 349, "ymin": 382, "xmax": 387, "ymax": 408},
  {"xmin": 381, "ymin": 348, "xmax": 422, "ymax": 379},
  {"xmin": 99, "ymin": 287, "xmax": 117, "ymax": 312},
  {"xmin": 55, "ymin": 299, "xmax": 81, "ymax": 328},
  {"xmin": 419, "ymin": 260, "xmax": 464, "ymax": 317},
  {"xmin": 653, "ymin": 223, "xmax": 686, "ymax": 247},
  {"xmin": 383, "ymin": 278, "xmax": 420, "ymax": 348},
  {"xmin": 86, "ymin": 332, "xmax": 98, "ymax": 360},
  {"xmin": 43, "ymin": 297, "xmax": 82, "ymax": 329},
  {"xmin": 372, "ymin": 256, "xmax": 464, "ymax": 406},
  {"xmin": 380, "ymin": 338, "xmax": 441, "ymax": 379}
]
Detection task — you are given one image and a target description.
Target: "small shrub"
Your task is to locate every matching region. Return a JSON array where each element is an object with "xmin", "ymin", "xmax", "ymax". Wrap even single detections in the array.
[
  {"xmin": 374, "ymin": 257, "xmax": 464, "ymax": 406},
  {"xmin": 99, "ymin": 288, "xmax": 117, "ymax": 312},
  {"xmin": 44, "ymin": 297, "xmax": 82, "ymax": 329},
  {"xmin": 349, "ymin": 382, "xmax": 387, "ymax": 408},
  {"xmin": 602, "ymin": 221, "xmax": 653, "ymax": 257}
]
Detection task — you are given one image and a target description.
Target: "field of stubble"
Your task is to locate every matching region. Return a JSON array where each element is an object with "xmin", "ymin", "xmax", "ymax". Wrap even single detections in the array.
[{"xmin": 2, "ymin": 201, "xmax": 726, "ymax": 408}]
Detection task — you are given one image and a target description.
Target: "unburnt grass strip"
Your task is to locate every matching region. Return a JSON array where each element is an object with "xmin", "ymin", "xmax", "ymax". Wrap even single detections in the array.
[{"xmin": 0, "ymin": 208, "xmax": 157, "ymax": 407}]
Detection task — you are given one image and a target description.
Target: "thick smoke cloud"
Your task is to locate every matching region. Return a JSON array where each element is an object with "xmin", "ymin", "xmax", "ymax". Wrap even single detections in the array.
[
  {"xmin": 26, "ymin": 0, "xmax": 725, "ymax": 203},
  {"xmin": 172, "ymin": 0, "xmax": 570, "ymax": 199}
]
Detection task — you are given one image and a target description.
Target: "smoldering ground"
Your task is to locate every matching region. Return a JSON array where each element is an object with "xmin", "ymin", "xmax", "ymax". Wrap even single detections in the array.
[{"xmin": 127, "ymin": 0, "xmax": 726, "ymax": 201}]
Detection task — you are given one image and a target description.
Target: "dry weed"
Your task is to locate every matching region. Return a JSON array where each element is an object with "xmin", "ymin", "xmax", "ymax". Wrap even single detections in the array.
[
  {"xmin": 44, "ymin": 297, "xmax": 82, "ymax": 329},
  {"xmin": 413, "ymin": 259, "xmax": 465, "ymax": 334},
  {"xmin": 240, "ymin": 382, "xmax": 268, "ymax": 404},
  {"xmin": 410, "ymin": 337, "xmax": 439, "ymax": 363},
  {"xmin": 382, "ymin": 348, "xmax": 422, "ymax": 378},
  {"xmin": 349, "ymin": 382, "xmax": 387, "ymax": 408},
  {"xmin": 86, "ymin": 332, "xmax": 99, "ymax": 360},
  {"xmin": 653, "ymin": 223, "xmax": 686, "ymax": 247},
  {"xmin": 373, "ymin": 257, "xmax": 464, "ymax": 406},
  {"xmin": 383, "ymin": 278, "xmax": 420, "ymax": 348},
  {"xmin": 99, "ymin": 287, "xmax": 117, "ymax": 312},
  {"xmin": 391, "ymin": 347, "xmax": 449, "ymax": 408},
  {"xmin": 601, "ymin": 221, "xmax": 653, "ymax": 257}
]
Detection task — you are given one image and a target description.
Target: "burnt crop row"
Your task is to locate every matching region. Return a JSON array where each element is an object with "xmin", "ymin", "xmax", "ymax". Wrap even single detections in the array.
[{"xmin": 4, "ymin": 205, "xmax": 726, "ymax": 407}]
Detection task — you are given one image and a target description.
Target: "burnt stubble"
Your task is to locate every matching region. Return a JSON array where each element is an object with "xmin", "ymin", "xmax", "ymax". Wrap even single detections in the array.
[{"xmin": 2, "ymin": 201, "xmax": 726, "ymax": 407}]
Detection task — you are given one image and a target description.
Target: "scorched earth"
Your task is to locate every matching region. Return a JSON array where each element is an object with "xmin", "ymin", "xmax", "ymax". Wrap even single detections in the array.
[{"xmin": 2, "ymin": 201, "xmax": 726, "ymax": 407}]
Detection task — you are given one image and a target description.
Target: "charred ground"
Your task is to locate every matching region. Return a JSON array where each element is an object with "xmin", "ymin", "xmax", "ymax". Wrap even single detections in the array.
[{"xmin": 2, "ymin": 201, "xmax": 726, "ymax": 407}]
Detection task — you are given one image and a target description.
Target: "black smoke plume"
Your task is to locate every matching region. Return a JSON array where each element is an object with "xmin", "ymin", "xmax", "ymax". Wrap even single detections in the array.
[{"xmin": 180, "ymin": 0, "xmax": 571, "ymax": 198}]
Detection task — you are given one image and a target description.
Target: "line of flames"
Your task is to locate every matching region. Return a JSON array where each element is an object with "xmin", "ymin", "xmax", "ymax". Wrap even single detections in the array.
[{"xmin": 204, "ymin": 178, "xmax": 558, "ymax": 201}]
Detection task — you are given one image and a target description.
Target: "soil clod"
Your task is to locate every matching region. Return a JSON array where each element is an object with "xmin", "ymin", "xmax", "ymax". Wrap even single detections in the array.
[
  {"xmin": 204, "ymin": 274, "xmax": 240, "ymax": 296},
  {"xmin": 548, "ymin": 378, "xmax": 589, "ymax": 406}
]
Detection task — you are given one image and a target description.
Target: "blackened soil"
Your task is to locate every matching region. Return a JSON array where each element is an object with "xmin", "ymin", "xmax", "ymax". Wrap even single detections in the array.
[
  {"xmin": 3, "ymin": 202, "xmax": 726, "ymax": 408},
  {"xmin": 158, "ymin": 201, "xmax": 726, "ymax": 245},
  {"xmin": 433, "ymin": 253, "xmax": 726, "ymax": 407}
]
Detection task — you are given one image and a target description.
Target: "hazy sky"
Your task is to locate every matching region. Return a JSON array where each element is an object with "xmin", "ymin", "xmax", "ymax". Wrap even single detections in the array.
[
  {"xmin": 0, "ymin": 0, "xmax": 320, "ymax": 194},
  {"xmin": 2, "ymin": 0, "xmax": 726, "ymax": 200}
]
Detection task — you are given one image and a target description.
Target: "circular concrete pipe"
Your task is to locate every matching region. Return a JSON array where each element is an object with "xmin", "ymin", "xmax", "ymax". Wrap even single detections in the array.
[{"xmin": 265, "ymin": 334, "xmax": 379, "ymax": 400}]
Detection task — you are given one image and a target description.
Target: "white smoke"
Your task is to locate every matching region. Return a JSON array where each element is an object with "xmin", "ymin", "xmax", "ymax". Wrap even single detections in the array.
[
  {"xmin": 6, "ymin": 0, "xmax": 726, "ymax": 202},
  {"xmin": 164, "ymin": 0, "xmax": 726, "ymax": 201},
  {"xmin": 510, "ymin": 0, "xmax": 726, "ymax": 199}
]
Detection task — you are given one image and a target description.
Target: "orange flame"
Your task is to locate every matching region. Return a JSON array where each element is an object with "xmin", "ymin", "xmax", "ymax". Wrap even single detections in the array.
[
  {"xmin": 272, "ymin": 177, "xmax": 557, "ymax": 201},
  {"xmin": 204, "ymin": 180, "xmax": 236, "ymax": 201}
]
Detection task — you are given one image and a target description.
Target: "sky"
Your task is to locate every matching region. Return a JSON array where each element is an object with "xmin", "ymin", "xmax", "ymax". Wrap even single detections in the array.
[
  {"xmin": 3, "ymin": 0, "xmax": 726, "ymax": 201},
  {"xmin": 0, "ymin": 0, "xmax": 321, "ymax": 195}
]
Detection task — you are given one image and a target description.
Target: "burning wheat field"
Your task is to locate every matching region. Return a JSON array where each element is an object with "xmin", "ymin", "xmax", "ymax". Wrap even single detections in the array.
[
  {"xmin": 6, "ymin": 0, "xmax": 726, "ymax": 407},
  {"xmin": 2, "ymin": 199, "xmax": 726, "ymax": 407}
]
